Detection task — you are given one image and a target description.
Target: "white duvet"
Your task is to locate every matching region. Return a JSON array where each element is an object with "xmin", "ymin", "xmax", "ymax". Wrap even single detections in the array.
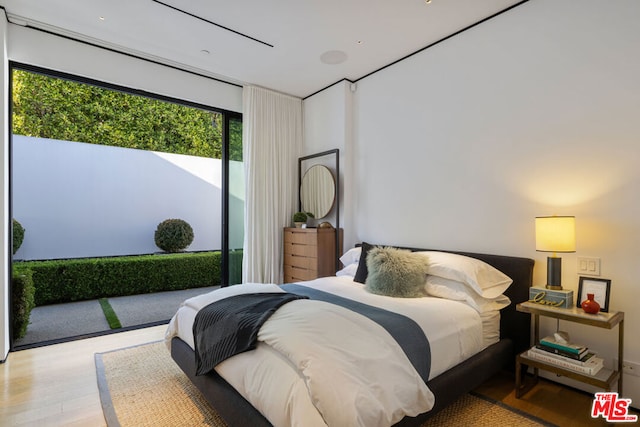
[{"xmin": 165, "ymin": 277, "xmax": 490, "ymax": 427}]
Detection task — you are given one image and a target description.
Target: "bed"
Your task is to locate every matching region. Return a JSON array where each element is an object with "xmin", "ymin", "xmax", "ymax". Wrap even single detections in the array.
[{"xmin": 166, "ymin": 245, "xmax": 534, "ymax": 426}]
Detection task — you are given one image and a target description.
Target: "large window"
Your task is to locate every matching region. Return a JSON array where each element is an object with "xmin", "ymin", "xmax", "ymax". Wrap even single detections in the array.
[{"xmin": 11, "ymin": 64, "xmax": 243, "ymax": 285}]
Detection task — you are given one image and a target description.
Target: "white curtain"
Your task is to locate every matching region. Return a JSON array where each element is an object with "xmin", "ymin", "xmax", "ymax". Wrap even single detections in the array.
[{"xmin": 242, "ymin": 86, "xmax": 302, "ymax": 283}]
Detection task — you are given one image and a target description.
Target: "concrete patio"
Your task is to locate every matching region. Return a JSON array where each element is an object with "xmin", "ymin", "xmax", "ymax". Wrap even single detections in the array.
[{"xmin": 13, "ymin": 286, "xmax": 219, "ymax": 349}]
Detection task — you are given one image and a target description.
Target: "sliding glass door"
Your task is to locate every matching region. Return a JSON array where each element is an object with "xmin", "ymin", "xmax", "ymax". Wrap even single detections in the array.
[{"xmin": 10, "ymin": 63, "xmax": 244, "ymax": 346}]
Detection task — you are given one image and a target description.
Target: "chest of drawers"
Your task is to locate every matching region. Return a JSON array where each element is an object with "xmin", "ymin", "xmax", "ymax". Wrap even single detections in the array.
[{"xmin": 283, "ymin": 227, "xmax": 337, "ymax": 283}]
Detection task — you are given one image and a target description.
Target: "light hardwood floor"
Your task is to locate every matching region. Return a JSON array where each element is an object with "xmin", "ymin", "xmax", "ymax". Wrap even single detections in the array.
[
  {"xmin": 474, "ymin": 370, "xmax": 639, "ymax": 427},
  {"xmin": 2, "ymin": 327, "xmax": 638, "ymax": 426},
  {"xmin": 1, "ymin": 325, "xmax": 165, "ymax": 426}
]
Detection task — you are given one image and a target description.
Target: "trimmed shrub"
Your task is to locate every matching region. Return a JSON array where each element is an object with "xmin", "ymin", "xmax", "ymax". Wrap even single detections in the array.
[
  {"xmin": 228, "ymin": 249, "xmax": 244, "ymax": 285},
  {"xmin": 12, "ymin": 219, "xmax": 25, "ymax": 255},
  {"xmin": 11, "ymin": 269, "xmax": 35, "ymax": 340},
  {"xmin": 154, "ymin": 219, "xmax": 194, "ymax": 252},
  {"xmin": 14, "ymin": 252, "xmax": 222, "ymax": 306}
]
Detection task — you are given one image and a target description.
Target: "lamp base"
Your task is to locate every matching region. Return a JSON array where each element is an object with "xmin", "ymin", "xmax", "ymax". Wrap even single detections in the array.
[{"xmin": 546, "ymin": 256, "xmax": 562, "ymax": 290}]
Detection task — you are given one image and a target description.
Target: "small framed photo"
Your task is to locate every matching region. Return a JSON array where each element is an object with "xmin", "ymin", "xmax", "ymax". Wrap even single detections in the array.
[{"xmin": 577, "ymin": 277, "xmax": 611, "ymax": 312}]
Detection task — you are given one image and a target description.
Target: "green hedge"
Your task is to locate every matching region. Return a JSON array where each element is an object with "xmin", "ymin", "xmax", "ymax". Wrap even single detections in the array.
[
  {"xmin": 228, "ymin": 249, "xmax": 243, "ymax": 285},
  {"xmin": 13, "ymin": 252, "xmax": 223, "ymax": 306},
  {"xmin": 12, "ymin": 269, "xmax": 35, "ymax": 340}
]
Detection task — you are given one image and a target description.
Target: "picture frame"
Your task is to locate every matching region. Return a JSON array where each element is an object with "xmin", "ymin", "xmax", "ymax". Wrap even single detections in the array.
[{"xmin": 577, "ymin": 277, "xmax": 611, "ymax": 313}]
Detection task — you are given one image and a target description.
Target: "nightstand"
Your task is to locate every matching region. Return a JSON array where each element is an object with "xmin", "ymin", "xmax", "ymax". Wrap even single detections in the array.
[{"xmin": 515, "ymin": 301, "xmax": 624, "ymax": 398}]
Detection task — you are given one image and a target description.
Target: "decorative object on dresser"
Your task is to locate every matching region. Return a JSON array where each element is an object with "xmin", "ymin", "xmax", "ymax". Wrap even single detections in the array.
[
  {"xmin": 577, "ymin": 276, "xmax": 610, "ymax": 313},
  {"xmin": 535, "ymin": 215, "xmax": 576, "ymax": 290},
  {"xmin": 292, "ymin": 211, "xmax": 314, "ymax": 228},
  {"xmin": 283, "ymin": 227, "xmax": 340, "ymax": 283}
]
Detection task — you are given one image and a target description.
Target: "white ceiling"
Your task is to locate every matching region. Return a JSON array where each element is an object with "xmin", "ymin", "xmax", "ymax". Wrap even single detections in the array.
[{"xmin": 0, "ymin": 0, "xmax": 525, "ymax": 98}]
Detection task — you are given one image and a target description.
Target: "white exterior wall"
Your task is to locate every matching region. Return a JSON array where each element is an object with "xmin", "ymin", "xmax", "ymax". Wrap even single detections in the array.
[
  {"xmin": 304, "ymin": 0, "xmax": 640, "ymax": 404},
  {"xmin": 13, "ymin": 135, "xmax": 231, "ymax": 260}
]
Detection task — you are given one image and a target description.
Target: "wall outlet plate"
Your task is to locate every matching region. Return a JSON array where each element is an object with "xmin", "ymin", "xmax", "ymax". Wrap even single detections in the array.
[
  {"xmin": 614, "ymin": 359, "xmax": 640, "ymax": 377},
  {"xmin": 577, "ymin": 257, "xmax": 601, "ymax": 276}
]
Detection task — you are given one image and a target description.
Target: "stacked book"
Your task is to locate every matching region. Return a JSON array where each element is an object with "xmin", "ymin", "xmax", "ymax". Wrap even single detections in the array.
[{"xmin": 526, "ymin": 335, "xmax": 604, "ymax": 376}]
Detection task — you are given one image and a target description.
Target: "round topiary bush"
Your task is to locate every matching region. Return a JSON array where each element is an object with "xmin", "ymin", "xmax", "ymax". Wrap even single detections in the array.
[
  {"xmin": 154, "ymin": 219, "xmax": 194, "ymax": 253},
  {"xmin": 12, "ymin": 219, "xmax": 25, "ymax": 255}
]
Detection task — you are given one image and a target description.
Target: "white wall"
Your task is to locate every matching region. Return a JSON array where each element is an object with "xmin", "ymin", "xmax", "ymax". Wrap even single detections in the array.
[
  {"xmin": 1, "ymin": 22, "xmax": 244, "ymax": 355},
  {"xmin": 13, "ymin": 136, "xmax": 232, "ymax": 260},
  {"xmin": 303, "ymin": 81, "xmax": 354, "ymax": 247},
  {"xmin": 304, "ymin": 0, "xmax": 640, "ymax": 403}
]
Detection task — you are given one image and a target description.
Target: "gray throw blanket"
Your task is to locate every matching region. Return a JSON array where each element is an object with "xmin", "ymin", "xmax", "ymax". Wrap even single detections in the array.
[{"xmin": 193, "ymin": 292, "xmax": 308, "ymax": 375}]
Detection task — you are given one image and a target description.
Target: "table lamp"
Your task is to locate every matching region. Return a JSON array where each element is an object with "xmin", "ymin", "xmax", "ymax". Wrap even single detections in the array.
[{"xmin": 535, "ymin": 216, "xmax": 576, "ymax": 290}]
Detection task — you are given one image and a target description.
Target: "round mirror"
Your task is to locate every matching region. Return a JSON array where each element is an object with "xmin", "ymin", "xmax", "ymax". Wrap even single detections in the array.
[{"xmin": 301, "ymin": 165, "xmax": 335, "ymax": 219}]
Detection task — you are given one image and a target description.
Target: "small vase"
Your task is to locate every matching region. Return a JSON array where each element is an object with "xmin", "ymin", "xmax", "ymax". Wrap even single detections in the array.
[{"xmin": 581, "ymin": 293, "xmax": 600, "ymax": 314}]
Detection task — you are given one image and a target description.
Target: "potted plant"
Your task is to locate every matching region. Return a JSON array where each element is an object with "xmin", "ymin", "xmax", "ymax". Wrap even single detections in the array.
[{"xmin": 292, "ymin": 211, "xmax": 314, "ymax": 228}]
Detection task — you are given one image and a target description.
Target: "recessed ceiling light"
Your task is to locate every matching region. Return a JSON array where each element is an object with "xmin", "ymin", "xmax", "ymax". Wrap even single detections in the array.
[
  {"xmin": 357, "ymin": 40, "xmax": 364, "ymax": 45},
  {"xmin": 200, "ymin": 49, "xmax": 210, "ymax": 55},
  {"xmin": 425, "ymin": 0, "xmax": 432, "ymax": 4},
  {"xmin": 320, "ymin": 50, "xmax": 348, "ymax": 65},
  {"xmin": 99, "ymin": 16, "xmax": 105, "ymax": 21}
]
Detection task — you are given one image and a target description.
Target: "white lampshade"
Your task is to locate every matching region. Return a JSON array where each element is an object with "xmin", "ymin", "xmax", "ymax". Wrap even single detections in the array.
[{"xmin": 535, "ymin": 216, "xmax": 576, "ymax": 253}]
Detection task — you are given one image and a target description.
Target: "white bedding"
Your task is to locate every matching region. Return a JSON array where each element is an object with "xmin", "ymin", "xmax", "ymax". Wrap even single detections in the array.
[{"xmin": 165, "ymin": 276, "xmax": 494, "ymax": 427}]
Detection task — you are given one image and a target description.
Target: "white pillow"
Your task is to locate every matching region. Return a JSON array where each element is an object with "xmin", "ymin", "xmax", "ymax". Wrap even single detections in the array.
[
  {"xmin": 339, "ymin": 247, "xmax": 362, "ymax": 267},
  {"xmin": 425, "ymin": 275, "xmax": 511, "ymax": 313},
  {"xmin": 336, "ymin": 263, "xmax": 358, "ymax": 278},
  {"xmin": 416, "ymin": 251, "xmax": 512, "ymax": 298}
]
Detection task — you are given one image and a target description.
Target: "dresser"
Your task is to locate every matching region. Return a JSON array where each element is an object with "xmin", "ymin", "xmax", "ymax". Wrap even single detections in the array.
[{"xmin": 283, "ymin": 227, "xmax": 338, "ymax": 283}]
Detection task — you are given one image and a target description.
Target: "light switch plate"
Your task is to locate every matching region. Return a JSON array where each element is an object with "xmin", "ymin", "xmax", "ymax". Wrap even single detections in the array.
[{"xmin": 577, "ymin": 257, "xmax": 601, "ymax": 276}]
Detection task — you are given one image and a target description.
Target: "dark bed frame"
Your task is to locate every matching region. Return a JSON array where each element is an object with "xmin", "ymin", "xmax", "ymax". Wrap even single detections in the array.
[{"xmin": 171, "ymin": 248, "xmax": 534, "ymax": 426}]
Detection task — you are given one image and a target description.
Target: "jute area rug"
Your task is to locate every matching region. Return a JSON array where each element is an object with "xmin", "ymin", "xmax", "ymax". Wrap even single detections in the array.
[{"xmin": 95, "ymin": 341, "xmax": 553, "ymax": 427}]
